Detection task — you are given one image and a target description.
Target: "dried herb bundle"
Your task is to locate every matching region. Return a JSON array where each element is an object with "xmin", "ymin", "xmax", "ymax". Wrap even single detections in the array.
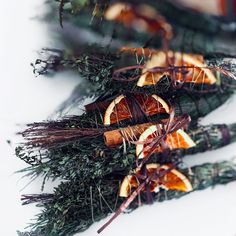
[
  {"xmin": 50, "ymin": 0, "xmax": 236, "ymax": 55},
  {"xmin": 19, "ymin": 91, "xmax": 233, "ymax": 137},
  {"xmin": 16, "ymin": 1, "xmax": 236, "ymax": 236},
  {"xmin": 33, "ymin": 48, "xmax": 236, "ymax": 98},
  {"xmin": 16, "ymin": 121, "xmax": 236, "ymax": 182},
  {"xmin": 16, "ymin": 88, "xmax": 233, "ymax": 184},
  {"xmin": 18, "ymin": 161, "xmax": 236, "ymax": 236},
  {"xmin": 55, "ymin": 0, "xmax": 236, "ymax": 32}
]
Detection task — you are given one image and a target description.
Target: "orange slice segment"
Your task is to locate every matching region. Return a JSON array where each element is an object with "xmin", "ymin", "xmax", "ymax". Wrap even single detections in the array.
[
  {"xmin": 105, "ymin": 3, "xmax": 173, "ymax": 39},
  {"xmin": 103, "ymin": 94, "xmax": 170, "ymax": 126},
  {"xmin": 104, "ymin": 3, "xmax": 135, "ymax": 27},
  {"xmin": 119, "ymin": 163, "xmax": 193, "ymax": 197},
  {"xmin": 158, "ymin": 165, "xmax": 193, "ymax": 192},
  {"xmin": 119, "ymin": 175, "xmax": 139, "ymax": 198},
  {"xmin": 137, "ymin": 51, "xmax": 217, "ymax": 87},
  {"xmin": 136, "ymin": 125, "xmax": 196, "ymax": 159}
]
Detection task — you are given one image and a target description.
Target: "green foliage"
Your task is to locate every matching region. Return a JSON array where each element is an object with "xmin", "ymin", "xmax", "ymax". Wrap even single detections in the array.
[
  {"xmin": 16, "ymin": 120, "xmax": 236, "ymax": 184},
  {"xmin": 71, "ymin": 0, "xmax": 88, "ymax": 13},
  {"xmin": 33, "ymin": 47, "xmax": 236, "ymax": 102},
  {"xmin": 18, "ymin": 161, "xmax": 236, "ymax": 236},
  {"xmin": 17, "ymin": 1, "xmax": 236, "ymax": 235},
  {"xmin": 52, "ymin": 0, "xmax": 236, "ymax": 55}
]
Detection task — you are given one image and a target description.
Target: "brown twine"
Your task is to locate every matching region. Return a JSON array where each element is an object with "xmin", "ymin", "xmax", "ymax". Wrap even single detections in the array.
[
  {"xmin": 113, "ymin": 56, "xmax": 236, "ymax": 91},
  {"xmin": 98, "ymin": 110, "xmax": 190, "ymax": 233},
  {"xmin": 125, "ymin": 93, "xmax": 149, "ymax": 124},
  {"xmin": 218, "ymin": 124, "xmax": 231, "ymax": 146},
  {"xmin": 97, "ymin": 164, "xmax": 175, "ymax": 234},
  {"xmin": 134, "ymin": 110, "xmax": 191, "ymax": 169}
]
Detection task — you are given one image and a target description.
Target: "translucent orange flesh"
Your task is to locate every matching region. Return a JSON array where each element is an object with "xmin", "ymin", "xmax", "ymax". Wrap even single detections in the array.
[
  {"xmin": 143, "ymin": 55, "xmax": 214, "ymax": 85},
  {"xmin": 123, "ymin": 166, "xmax": 191, "ymax": 196},
  {"xmin": 111, "ymin": 8, "xmax": 169, "ymax": 35},
  {"xmin": 141, "ymin": 131, "xmax": 193, "ymax": 158},
  {"xmin": 159, "ymin": 169, "xmax": 191, "ymax": 192},
  {"xmin": 109, "ymin": 94, "xmax": 168, "ymax": 125}
]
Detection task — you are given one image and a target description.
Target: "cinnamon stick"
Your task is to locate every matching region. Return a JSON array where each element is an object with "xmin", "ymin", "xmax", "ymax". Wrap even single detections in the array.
[
  {"xmin": 104, "ymin": 122, "xmax": 152, "ymax": 147},
  {"xmin": 85, "ymin": 100, "xmax": 111, "ymax": 112},
  {"xmin": 103, "ymin": 114, "xmax": 190, "ymax": 147}
]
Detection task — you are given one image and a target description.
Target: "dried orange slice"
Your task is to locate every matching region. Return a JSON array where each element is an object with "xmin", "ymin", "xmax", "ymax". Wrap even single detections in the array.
[
  {"xmin": 119, "ymin": 175, "xmax": 139, "ymax": 198},
  {"xmin": 136, "ymin": 125, "xmax": 196, "ymax": 159},
  {"xmin": 105, "ymin": 3, "xmax": 173, "ymax": 39},
  {"xmin": 119, "ymin": 163, "xmax": 193, "ymax": 197},
  {"xmin": 105, "ymin": 3, "xmax": 135, "ymax": 27},
  {"xmin": 137, "ymin": 51, "xmax": 216, "ymax": 87},
  {"xmin": 103, "ymin": 94, "xmax": 169, "ymax": 126}
]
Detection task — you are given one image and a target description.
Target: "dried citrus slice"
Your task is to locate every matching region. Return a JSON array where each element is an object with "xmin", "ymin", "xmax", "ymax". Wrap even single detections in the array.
[
  {"xmin": 119, "ymin": 163, "xmax": 193, "ymax": 197},
  {"xmin": 119, "ymin": 175, "xmax": 139, "ymax": 198},
  {"xmin": 137, "ymin": 51, "xmax": 216, "ymax": 87},
  {"xmin": 105, "ymin": 3, "xmax": 135, "ymax": 26},
  {"xmin": 158, "ymin": 165, "xmax": 193, "ymax": 192},
  {"xmin": 105, "ymin": 3, "xmax": 173, "ymax": 38},
  {"xmin": 136, "ymin": 125, "xmax": 196, "ymax": 159},
  {"xmin": 103, "ymin": 94, "xmax": 170, "ymax": 126}
]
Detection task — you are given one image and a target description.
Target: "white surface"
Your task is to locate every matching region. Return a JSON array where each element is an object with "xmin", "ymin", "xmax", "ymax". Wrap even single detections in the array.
[{"xmin": 1, "ymin": 1, "xmax": 236, "ymax": 236}]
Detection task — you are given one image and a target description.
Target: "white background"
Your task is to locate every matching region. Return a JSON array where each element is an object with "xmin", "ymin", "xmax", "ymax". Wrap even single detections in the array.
[{"xmin": 1, "ymin": 1, "xmax": 236, "ymax": 235}]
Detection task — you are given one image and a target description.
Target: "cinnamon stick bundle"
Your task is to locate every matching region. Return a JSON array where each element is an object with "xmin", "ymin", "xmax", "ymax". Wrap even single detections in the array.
[
  {"xmin": 104, "ymin": 123, "xmax": 152, "ymax": 147},
  {"xmin": 103, "ymin": 117, "xmax": 186, "ymax": 147}
]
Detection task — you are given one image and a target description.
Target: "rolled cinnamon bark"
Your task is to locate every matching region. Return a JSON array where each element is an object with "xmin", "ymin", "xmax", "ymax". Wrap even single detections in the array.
[
  {"xmin": 104, "ymin": 122, "xmax": 152, "ymax": 147},
  {"xmin": 85, "ymin": 100, "xmax": 111, "ymax": 112}
]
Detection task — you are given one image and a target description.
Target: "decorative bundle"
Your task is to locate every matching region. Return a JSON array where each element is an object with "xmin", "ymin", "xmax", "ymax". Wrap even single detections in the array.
[
  {"xmin": 51, "ymin": 0, "xmax": 236, "ymax": 55},
  {"xmin": 17, "ymin": 121, "xmax": 236, "ymax": 182},
  {"xmin": 16, "ymin": 0, "xmax": 236, "ymax": 235},
  {"xmin": 32, "ymin": 47, "xmax": 236, "ymax": 112},
  {"xmin": 18, "ymin": 161, "xmax": 236, "ymax": 236}
]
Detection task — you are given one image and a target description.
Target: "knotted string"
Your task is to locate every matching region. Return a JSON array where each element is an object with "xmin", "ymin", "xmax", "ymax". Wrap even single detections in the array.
[
  {"xmin": 135, "ymin": 110, "xmax": 191, "ymax": 169},
  {"xmin": 218, "ymin": 124, "xmax": 231, "ymax": 146},
  {"xmin": 114, "ymin": 64, "xmax": 207, "ymax": 81},
  {"xmin": 125, "ymin": 93, "xmax": 149, "ymax": 124},
  {"xmin": 97, "ymin": 110, "xmax": 190, "ymax": 233},
  {"xmin": 113, "ymin": 55, "xmax": 236, "ymax": 90},
  {"xmin": 97, "ymin": 164, "xmax": 176, "ymax": 234}
]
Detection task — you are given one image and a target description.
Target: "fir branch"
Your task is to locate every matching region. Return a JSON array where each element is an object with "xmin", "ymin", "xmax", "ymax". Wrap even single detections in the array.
[{"xmin": 19, "ymin": 161, "xmax": 236, "ymax": 236}]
